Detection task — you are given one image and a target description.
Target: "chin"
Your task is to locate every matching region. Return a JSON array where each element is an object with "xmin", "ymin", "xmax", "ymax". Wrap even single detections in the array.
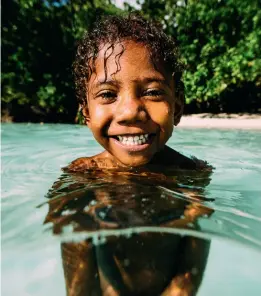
[{"xmin": 118, "ymin": 156, "xmax": 152, "ymax": 168}]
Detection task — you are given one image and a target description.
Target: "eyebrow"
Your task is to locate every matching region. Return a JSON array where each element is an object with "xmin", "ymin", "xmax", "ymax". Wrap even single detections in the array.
[
  {"xmin": 94, "ymin": 79, "xmax": 122, "ymax": 89},
  {"xmin": 132, "ymin": 77, "xmax": 171, "ymax": 87},
  {"xmin": 94, "ymin": 77, "xmax": 171, "ymax": 89}
]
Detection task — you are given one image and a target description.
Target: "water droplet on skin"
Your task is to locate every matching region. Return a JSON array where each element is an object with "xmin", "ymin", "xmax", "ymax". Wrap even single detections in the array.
[
  {"xmin": 98, "ymin": 211, "xmax": 106, "ymax": 219},
  {"xmin": 90, "ymin": 200, "xmax": 97, "ymax": 206},
  {"xmin": 61, "ymin": 209, "xmax": 76, "ymax": 216}
]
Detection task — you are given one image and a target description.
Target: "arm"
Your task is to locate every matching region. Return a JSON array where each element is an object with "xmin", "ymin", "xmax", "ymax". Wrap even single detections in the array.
[
  {"xmin": 161, "ymin": 236, "xmax": 210, "ymax": 296},
  {"xmin": 160, "ymin": 202, "xmax": 213, "ymax": 296},
  {"xmin": 61, "ymin": 241, "xmax": 102, "ymax": 296}
]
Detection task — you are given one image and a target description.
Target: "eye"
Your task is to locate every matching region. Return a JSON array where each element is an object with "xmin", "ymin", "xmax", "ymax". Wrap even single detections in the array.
[
  {"xmin": 143, "ymin": 89, "xmax": 165, "ymax": 100},
  {"xmin": 97, "ymin": 91, "xmax": 117, "ymax": 103}
]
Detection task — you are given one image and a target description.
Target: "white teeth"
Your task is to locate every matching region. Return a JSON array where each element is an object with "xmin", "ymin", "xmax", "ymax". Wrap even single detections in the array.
[{"xmin": 116, "ymin": 134, "xmax": 150, "ymax": 145}]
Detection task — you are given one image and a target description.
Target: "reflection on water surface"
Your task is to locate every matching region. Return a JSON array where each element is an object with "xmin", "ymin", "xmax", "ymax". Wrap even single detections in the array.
[{"xmin": 42, "ymin": 168, "xmax": 213, "ymax": 295}]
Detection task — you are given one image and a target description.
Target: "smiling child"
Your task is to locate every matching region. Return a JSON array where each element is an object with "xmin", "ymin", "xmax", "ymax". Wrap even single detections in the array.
[
  {"xmin": 67, "ymin": 13, "xmax": 208, "ymax": 172},
  {"xmin": 46, "ymin": 14, "xmax": 214, "ymax": 296}
]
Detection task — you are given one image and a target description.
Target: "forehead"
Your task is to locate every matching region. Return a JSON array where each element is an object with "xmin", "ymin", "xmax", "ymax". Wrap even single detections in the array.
[{"xmin": 90, "ymin": 40, "xmax": 172, "ymax": 84}]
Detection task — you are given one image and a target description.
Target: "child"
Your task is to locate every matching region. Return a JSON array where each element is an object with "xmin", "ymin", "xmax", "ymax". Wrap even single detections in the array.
[
  {"xmin": 43, "ymin": 14, "xmax": 213, "ymax": 296},
  {"xmin": 66, "ymin": 13, "xmax": 209, "ymax": 173}
]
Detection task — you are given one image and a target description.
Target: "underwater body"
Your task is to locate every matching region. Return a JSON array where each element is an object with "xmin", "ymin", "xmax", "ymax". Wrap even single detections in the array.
[{"xmin": 2, "ymin": 123, "xmax": 261, "ymax": 295}]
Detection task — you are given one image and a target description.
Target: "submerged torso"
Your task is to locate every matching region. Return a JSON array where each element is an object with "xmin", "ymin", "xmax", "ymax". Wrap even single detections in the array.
[{"xmin": 46, "ymin": 165, "xmax": 213, "ymax": 295}]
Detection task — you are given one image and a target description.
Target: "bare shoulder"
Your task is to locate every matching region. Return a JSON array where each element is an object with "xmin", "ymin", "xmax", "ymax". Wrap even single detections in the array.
[
  {"xmin": 152, "ymin": 146, "xmax": 213, "ymax": 171},
  {"xmin": 63, "ymin": 154, "xmax": 118, "ymax": 172},
  {"xmin": 63, "ymin": 157, "xmax": 97, "ymax": 172},
  {"xmin": 176, "ymin": 153, "xmax": 213, "ymax": 171}
]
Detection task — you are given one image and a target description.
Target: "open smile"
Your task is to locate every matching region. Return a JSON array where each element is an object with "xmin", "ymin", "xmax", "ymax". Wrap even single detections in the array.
[{"xmin": 110, "ymin": 133, "xmax": 156, "ymax": 151}]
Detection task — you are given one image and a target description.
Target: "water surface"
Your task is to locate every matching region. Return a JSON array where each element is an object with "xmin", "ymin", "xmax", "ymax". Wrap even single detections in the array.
[{"xmin": 2, "ymin": 123, "xmax": 261, "ymax": 295}]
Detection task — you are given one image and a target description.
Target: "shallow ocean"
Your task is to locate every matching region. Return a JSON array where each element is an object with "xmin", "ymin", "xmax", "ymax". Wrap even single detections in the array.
[{"xmin": 2, "ymin": 123, "xmax": 261, "ymax": 295}]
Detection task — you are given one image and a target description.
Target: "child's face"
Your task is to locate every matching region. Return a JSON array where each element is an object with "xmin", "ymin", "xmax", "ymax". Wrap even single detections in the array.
[{"xmin": 84, "ymin": 41, "xmax": 183, "ymax": 167}]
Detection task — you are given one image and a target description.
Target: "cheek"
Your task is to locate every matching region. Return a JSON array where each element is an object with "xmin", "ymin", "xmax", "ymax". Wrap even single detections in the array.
[
  {"xmin": 148, "ymin": 102, "xmax": 174, "ymax": 133},
  {"xmin": 89, "ymin": 105, "xmax": 110, "ymax": 129}
]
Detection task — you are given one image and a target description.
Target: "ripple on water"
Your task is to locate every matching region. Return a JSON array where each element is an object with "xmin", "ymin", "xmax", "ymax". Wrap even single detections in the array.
[{"xmin": 1, "ymin": 123, "xmax": 261, "ymax": 296}]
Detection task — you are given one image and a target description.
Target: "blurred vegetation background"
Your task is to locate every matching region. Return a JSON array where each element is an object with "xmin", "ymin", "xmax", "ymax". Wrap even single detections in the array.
[{"xmin": 2, "ymin": 0, "xmax": 261, "ymax": 123}]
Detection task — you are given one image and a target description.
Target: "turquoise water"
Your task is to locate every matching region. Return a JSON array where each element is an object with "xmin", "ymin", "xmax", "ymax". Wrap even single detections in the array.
[{"xmin": 1, "ymin": 123, "xmax": 261, "ymax": 295}]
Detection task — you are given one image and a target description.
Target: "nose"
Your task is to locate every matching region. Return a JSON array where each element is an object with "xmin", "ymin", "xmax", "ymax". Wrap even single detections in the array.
[{"xmin": 115, "ymin": 95, "xmax": 149, "ymax": 125}]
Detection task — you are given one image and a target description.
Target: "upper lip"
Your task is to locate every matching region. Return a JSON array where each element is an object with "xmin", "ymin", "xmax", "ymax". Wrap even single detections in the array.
[{"xmin": 108, "ymin": 133, "xmax": 155, "ymax": 137}]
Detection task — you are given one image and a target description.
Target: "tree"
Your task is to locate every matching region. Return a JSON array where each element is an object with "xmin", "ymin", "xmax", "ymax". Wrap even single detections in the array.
[
  {"xmin": 140, "ymin": 0, "xmax": 261, "ymax": 112},
  {"xmin": 1, "ymin": 0, "xmax": 121, "ymax": 122}
]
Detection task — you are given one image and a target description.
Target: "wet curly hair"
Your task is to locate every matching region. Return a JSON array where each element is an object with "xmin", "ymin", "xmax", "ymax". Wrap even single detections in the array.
[{"xmin": 73, "ymin": 13, "xmax": 184, "ymax": 106}]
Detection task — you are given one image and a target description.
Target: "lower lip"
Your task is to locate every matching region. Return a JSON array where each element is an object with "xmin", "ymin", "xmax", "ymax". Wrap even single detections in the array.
[{"xmin": 111, "ymin": 137, "xmax": 153, "ymax": 152}]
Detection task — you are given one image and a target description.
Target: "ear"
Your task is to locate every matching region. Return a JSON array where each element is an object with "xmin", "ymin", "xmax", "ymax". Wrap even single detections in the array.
[
  {"xmin": 174, "ymin": 90, "xmax": 184, "ymax": 126},
  {"xmin": 81, "ymin": 104, "xmax": 91, "ymax": 127}
]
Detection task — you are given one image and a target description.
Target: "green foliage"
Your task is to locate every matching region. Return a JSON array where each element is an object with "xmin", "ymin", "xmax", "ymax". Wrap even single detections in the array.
[
  {"xmin": 2, "ymin": 0, "xmax": 261, "ymax": 122},
  {"xmin": 140, "ymin": 0, "xmax": 261, "ymax": 112},
  {"xmin": 2, "ymin": 0, "xmax": 121, "ymax": 122}
]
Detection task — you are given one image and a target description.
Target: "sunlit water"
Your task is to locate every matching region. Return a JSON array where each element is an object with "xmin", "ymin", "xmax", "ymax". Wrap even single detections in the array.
[{"xmin": 1, "ymin": 123, "xmax": 261, "ymax": 295}]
